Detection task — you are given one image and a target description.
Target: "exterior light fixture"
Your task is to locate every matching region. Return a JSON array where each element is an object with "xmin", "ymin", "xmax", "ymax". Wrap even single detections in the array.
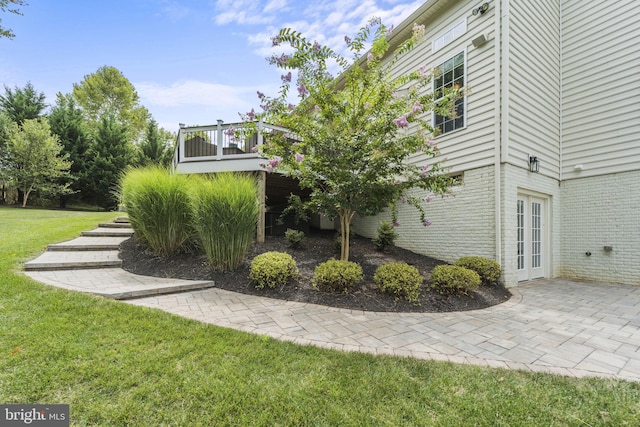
[
  {"xmin": 472, "ymin": 34, "xmax": 487, "ymax": 48},
  {"xmin": 529, "ymin": 155, "xmax": 540, "ymax": 173},
  {"xmin": 472, "ymin": 3, "xmax": 489, "ymax": 16}
]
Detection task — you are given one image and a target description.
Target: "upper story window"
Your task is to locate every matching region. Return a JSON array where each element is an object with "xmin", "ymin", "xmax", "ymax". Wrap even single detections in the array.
[
  {"xmin": 432, "ymin": 19, "xmax": 467, "ymax": 52},
  {"xmin": 433, "ymin": 51, "xmax": 465, "ymax": 135}
]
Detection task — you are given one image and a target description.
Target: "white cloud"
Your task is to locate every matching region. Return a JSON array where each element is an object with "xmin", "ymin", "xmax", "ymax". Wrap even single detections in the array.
[
  {"xmin": 242, "ymin": 0, "xmax": 424, "ymax": 61},
  {"xmin": 263, "ymin": 0, "xmax": 289, "ymax": 14},
  {"xmin": 136, "ymin": 80, "xmax": 250, "ymax": 108}
]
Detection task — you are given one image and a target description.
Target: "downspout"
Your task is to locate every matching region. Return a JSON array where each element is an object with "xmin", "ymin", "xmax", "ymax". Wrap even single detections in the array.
[{"xmin": 494, "ymin": 0, "xmax": 504, "ymax": 267}]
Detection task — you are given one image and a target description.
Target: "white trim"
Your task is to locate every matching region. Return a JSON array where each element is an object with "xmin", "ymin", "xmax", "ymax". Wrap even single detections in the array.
[{"xmin": 432, "ymin": 18, "xmax": 467, "ymax": 52}]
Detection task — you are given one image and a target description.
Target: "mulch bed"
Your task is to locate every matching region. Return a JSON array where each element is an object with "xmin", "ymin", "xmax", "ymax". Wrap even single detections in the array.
[{"xmin": 119, "ymin": 230, "xmax": 511, "ymax": 313}]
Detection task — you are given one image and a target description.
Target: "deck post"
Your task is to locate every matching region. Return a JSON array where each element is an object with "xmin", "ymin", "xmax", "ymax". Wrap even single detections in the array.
[
  {"xmin": 256, "ymin": 170, "xmax": 266, "ymax": 243},
  {"xmin": 216, "ymin": 119, "xmax": 223, "ymax": 160}
]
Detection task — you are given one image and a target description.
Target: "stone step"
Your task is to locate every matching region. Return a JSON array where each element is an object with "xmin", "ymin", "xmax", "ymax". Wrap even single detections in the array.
[
  {"xmin": 23, "ymin": 250, "xmax": 122, "ymax": 271},
  {"xmin": 81, "ymin": 227, "xmax": 134, "ymax": 237},
  {"xmin": 114, "ymin": 217, "xmax": 130, "ymax": 224},
  {"xmin": 23, "ymin": 269, "xmax": 216, "ymax": 300},
  {"xmin": 98, "ymin": 222, "xmax": 133, "ymax": 229},
  {"xmin": 47, "ymin": 236, "xmax": 130, "ymax": 251}
]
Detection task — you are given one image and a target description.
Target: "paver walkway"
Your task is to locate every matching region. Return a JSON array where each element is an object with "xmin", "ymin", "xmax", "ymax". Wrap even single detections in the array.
[
  {"xmin": 127, "ymin": 279, "xmax": 640, "ymax": 382},
  {"xmin": 23, "ymin": 222, "xmax": 640, "ymax": 383}
]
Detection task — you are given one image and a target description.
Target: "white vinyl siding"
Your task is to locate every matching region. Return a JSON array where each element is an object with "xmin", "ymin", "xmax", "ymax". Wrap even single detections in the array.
[
  {"xmin": 561, "ymin": 0, "xmax": 640, "ymax": 179},
  {"xmin": 385, "ymin": 0, "xmax": 496, "ymax": 175},
  {"xmin": 505, "ymin": 0, "xmax": 561, "ymax": 178}
]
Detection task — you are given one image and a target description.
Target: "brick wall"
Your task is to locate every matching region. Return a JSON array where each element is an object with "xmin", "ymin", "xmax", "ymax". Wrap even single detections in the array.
[
  {"xmin": 352, "ymin": 165, "xmax": 497, "ymax": 265},
  {"xmin": 559, "ymin": 170, "xmax": 640, "ymax": 285}
]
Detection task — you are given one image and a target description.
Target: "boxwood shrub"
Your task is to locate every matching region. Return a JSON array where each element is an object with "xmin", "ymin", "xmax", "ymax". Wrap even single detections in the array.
[
  {"xmin": 374, "ymin": 262, "xmax": 423, "ymax": 304},
  {"xmin": 430, "ymin": 265, "xmax": 481, "ymax": 296},
  {"xmin": 312, "ymin": 259, "xmax": 363, "ymax": 293},
  {"xmin": 249, "ymin": 251, "xmax": 298, "ymax": 289},
  {"xmin": 455, "ymin": 256, "xmax": 501, "ymax": 285}
]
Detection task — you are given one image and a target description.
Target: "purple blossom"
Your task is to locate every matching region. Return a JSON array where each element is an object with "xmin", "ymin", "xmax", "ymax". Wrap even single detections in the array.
[
  {"xmin": 367, "ymin": 52, "xmax": 374, "ymax": 62},
  {"xmin": 281, "ymin": 71, "xmax": 292, "ymax": 83},
  {"xmin": 287, "ymin": 103, "xmax": 295, "ymax": 111},
  {"xmin": 251, "ymin": 145, "xmax": 259, "ymax": 153},
  {"xmin": 344, "ymin": 35, "xmax": 351, "ymax": 44},
  {"xmin": 424, "ymin": 194, "xmax": 436, "ymax": 202},
  {"xmin": 369, "ymin": 17, "xmax": 381, "ymax": 26},
  {"xmin": 269, "ymin": 53, "xmax": 290, "ymax": 66},
  {"xmin": 295, "ymin": 153, "xmax": 304, "ymax": 163},
  {"xmin": 422, "ymin": 219, "xmax": 432, "ymax": 227},
  {"xmin": 400, "ymin": 197, "xmax": 407, "ymax": 204},
  {"xmin": 297, "ymin": 82, "xmax": 308, "ymax": 96},
  {"xmin": 224, "ymin": 125, "xmax": 236, "ymax": 141},
  {"xmin": 419, "ymin": 65, "xmax": 428, "ymax": 79},
  {"xmin": 393, "ymin": 115, "xmax": 409, "ymax": 128},
  {"xmin": 269, "ymin": 156, "xmax": 282, "ymax": 168},
  {"xmin": 386, "ymin": 25, "xmax": 394, "ymax": 38},
  {"xmin": 271, "ymin": 35, "xmax": 281, "ymax": 46},
  {"xmin": 257, "ymin": 91, "xmax": 265, "ymax": 99},
  {"xmin": 247, "ymin": 108, "xmax": 256, "ymax": 120},
  {"xmin": 421, "ymin": 165, "xmax": 432, "ymax": 177},
  {"xmin": 314, "ymin": 105, "xmax": 321, "ymax": 113},
  {"xmin": 313, "ymin": 41, "xmax": 321, "ymax": 52},
  {"xmin": 410, "ymin": 101, "xmax": 423, "ymax": 115},
  {"xmin": 392, "ymin": 220, "xmax": 400, "ymax": 227}
]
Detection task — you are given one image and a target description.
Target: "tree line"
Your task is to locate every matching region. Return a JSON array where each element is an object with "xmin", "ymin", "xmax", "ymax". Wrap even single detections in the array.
[{"xmin": 0, "ymin": 66, "xmax": 175, "ymax": 210}]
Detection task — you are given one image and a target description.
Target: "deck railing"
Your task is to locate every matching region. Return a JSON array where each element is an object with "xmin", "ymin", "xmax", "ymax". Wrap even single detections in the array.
[{"xmin": 171, "ymin": 119, "xmax": 295, "ymax": 173}]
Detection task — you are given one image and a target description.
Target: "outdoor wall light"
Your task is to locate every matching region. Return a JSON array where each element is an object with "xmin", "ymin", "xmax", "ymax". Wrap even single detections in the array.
[
  {"xmin": 472, "ymin": 34, "xmax": 488, "ymax": 48},
  {"xmin": 472, "ymin": 3, "xmax": 489, "ymax": 16},
  {"xmin": 529, "ymin": 155, "xmax": 540, "ymax": 173}
]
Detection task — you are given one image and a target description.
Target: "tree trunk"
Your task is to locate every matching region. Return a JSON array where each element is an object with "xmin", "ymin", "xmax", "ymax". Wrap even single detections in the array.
[
  {"xmin": 338, "ymin": 208, "xmax": 355, "ymax": 261},
  {"xmin": 22, "ymin": 185, "xmax": 33, "ymax": 208}
]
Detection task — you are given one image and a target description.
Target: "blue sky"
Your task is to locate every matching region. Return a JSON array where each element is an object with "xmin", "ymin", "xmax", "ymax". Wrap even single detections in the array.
[{"xmin": 0, "ymin": 0, "xmax": 424, "ymax": 132}]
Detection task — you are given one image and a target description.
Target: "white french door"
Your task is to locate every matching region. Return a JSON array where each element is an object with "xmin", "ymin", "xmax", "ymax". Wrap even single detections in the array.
[{"xmin": 517, "ymin": 195, "xmax": 546, "ymax": 281}]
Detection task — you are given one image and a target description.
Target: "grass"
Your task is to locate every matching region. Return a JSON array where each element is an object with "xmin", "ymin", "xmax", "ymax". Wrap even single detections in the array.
[
  {"xmin": 1, "ymin": 206, "xmax": 639, "ymax": 426},
  {"xmin": 119, "ymin": 166, "xmax": 194, "ymax": 256},
  {"xmin": 191, "ymin": 173, "xmax": 259, "ymax": 270}
]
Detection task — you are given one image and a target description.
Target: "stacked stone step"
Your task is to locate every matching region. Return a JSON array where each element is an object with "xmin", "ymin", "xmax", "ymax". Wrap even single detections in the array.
[{"xmin": 24, "ymin": 218, "xmax": 133, "ymax": 271}]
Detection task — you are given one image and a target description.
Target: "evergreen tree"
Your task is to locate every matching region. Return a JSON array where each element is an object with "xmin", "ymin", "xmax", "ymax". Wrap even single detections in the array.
[
  {"xmin": 84, "ymin": 114, "xmax": 134, "ymax": 210},
  {"xmin": 0, "ymin": 81, "xmax": 47, "ymax": 125},
  {"xmin": 137, "ymin": 119, "xmax": 174, "ymax": 167},
  {"xmin": 48, "ymin": 93, "xmax": 92, "ymax": 207}
]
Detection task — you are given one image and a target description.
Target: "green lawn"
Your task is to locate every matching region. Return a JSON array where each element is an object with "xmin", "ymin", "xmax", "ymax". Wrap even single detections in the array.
[{"xmin": 1, "ymin": 206, "xmax": 638, "ymax": 426}]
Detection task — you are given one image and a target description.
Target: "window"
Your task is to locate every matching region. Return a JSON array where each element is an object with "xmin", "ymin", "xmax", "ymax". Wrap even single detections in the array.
[
  {"xmin": 433, "ymin": 52, "xmax": 465, "ymax": 135},
  {"xmin": 432, "ymin": 19, "xmax": 467, "ymax": 52}
]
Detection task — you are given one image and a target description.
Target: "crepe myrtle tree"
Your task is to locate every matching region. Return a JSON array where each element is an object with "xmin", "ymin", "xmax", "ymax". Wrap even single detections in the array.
[{"xmin": 240, "ymin": 18, "xmax": 462, "ymax": 261}]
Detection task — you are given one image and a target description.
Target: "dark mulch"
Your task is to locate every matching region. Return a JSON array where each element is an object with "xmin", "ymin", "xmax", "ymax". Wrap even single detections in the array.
[{"xmin": 119, "ymin": 230, "xmax": 511, "ymax": 313}]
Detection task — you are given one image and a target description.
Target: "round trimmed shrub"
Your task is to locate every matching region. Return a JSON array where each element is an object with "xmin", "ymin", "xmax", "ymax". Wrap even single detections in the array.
[
  {"xmin": 249, "ymin": 252, "xmax": 298, "ymax": 289},
  {"xmin": 312, "ymin": 259, "xmax": 363, "ymax": 293},
  {"xmin": 374, "ymin": 262, "xmax": 423, "ymax": 304},
  {"xmin": 430, "ymin": 265, "xmax": 481, "ymax": 295},
  {"xmin": 455, "ymin": 256, "xmax": 501, "ymax": 285}
]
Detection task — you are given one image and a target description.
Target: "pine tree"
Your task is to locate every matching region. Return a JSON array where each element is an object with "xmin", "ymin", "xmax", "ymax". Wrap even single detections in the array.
[
  {"xmin": 48, "ymin": 93, "xmax": 92, "ymax": 207},
  {"xmin": 84, "ymin": 114, "xmax": 134, "ymax": 210}
]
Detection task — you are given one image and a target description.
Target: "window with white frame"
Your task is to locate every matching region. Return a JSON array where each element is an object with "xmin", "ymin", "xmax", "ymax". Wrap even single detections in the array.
[
  {"xmin": 432, "ymin": 19, "xmax": 467, "ymax": 52},
  {"xmin": 433, "ymin": 51, "xmax": 465, "ymax": 135}
]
